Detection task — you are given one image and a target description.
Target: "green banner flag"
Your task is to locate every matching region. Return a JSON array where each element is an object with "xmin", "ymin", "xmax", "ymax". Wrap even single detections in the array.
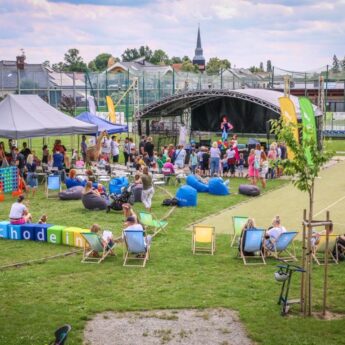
[{"xmin": 299, "ymin": 97, "xmax": 317, "ymax": 165}]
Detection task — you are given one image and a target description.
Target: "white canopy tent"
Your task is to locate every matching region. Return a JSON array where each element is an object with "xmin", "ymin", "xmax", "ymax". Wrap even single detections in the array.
[{"xmin": 0, "ymin": 94, "xmax": 97, "ymax": 139}]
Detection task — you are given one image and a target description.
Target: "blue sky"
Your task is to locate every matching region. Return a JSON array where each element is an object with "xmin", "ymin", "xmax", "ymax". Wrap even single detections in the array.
[{"xmin": 0, "ymin": 0, "xmax": 344, "ymax": 70}]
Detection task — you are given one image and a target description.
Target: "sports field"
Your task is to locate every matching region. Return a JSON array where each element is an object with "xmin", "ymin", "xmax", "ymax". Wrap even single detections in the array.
[{"xmin": 198, "ymin": 159, "xmax": 345, "ymax": 237}]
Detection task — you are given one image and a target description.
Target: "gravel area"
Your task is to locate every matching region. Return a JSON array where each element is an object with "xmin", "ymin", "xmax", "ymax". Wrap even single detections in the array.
[{"xmin": 84, "ymin": 308, "xmax": 254, "ymax": 345}]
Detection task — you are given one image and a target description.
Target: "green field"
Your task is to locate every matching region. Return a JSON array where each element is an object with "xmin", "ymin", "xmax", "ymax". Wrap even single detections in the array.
[{"xmin": 0, "ymin": 177, "xmax": 345, "ymax": 345}]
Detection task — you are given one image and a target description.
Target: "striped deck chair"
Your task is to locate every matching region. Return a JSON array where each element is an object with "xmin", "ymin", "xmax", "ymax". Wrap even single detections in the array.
[
  {"xmin": 192, "ymin": 225, "xmax": 216, "ymax": 255},
  {"xmin": 139, "ymin": 212, "xmax": 168, "ymax": 235},
  {"xmin": 81, "ymin": 232, "xmax": 116, "ymax": 264},
  {"xmin": 312, "ymin": 234, "xmax": 338, "ymax": 265},
  {"xmin": 123, "ymin": 230, "xmax": 150, "ymax": 267},
  {"xmin": 239, "ymin": 228, "xmax": 266, "ymax": 265},
  {"xmin": 265, "ymin": 231, "xmax": 298, "ymax": 261},
  {"xmin": 230, "ymin": 216, "xmax": 248, "ymax": 247}
]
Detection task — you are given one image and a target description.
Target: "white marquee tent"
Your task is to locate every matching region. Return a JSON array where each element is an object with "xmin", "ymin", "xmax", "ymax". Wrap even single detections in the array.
[{"xmin": 0, "ymin": 94, "xmax": 97, "ymax": 139}]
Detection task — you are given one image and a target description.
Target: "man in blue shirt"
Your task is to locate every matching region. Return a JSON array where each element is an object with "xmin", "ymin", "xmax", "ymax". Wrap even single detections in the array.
[{"xmin": 53, "ymin": 149, "xmax": 64, "ymax": 170}]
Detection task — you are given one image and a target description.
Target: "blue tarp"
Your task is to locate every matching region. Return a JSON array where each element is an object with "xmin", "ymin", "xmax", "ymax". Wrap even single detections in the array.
[{"xmin": 76, "ymin": 112, "xmax": 128, "ymax": 135}]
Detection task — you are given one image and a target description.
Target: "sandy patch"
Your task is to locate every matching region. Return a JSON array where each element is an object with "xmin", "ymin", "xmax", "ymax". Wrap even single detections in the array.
[{"xmin": 84, "ymin": 308, "xmax": 254, "ymax": 345}]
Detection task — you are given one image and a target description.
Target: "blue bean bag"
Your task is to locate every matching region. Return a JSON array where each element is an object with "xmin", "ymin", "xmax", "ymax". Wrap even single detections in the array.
[
  {"xmin": 208, "ymin": 177, "xmax": 229, "ymax": 196},
  {"xmin": 109, "ymin": 177, "xmax": 129, "ymax": 195},
  {"xmin": 176, "ymin": 185, "xmax": 197, "ymax": 207},
  {"xmin": 186, "ymin": 175, "xmax": 209, "ymax": 193}
]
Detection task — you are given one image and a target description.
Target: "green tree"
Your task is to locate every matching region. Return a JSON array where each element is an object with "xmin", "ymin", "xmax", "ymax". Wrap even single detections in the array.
[
  {"xmin": 52, "ymin": 61, "xmax": 65, "ymax": 72},
  {"xmin": 266, "ymin": 59, "xmax": 272, "ymax": 73},
  {"xmin": 88, "ymin": 53, "xmax": 117, "ymax": 71},
  {"xmin": 121, "ymin": 45, "xmax": 153, "ymax": 62},
  {"xmin": 206, "ymin": 57, "xmax": 231, "ymax": 74},
  {"xmin": 332, "ymin": 54, "xmax": 340, "ymax": 73},
  {"xmin": 182, "ymin": 56, "xmax": 191, "ymax": 63},
  {"xmin": 181, "ymin": 60, "xmax": 199, "ymax": 73},
  {"xmin": 150, "ymin": 49, "xmax": 170, "ymax": 65},
  {"xmin": 249, "ymin": 66, "xmax": 261, "ymax": 73},
  {"xmin": 270, "ymin": 118, "xmax": 332, "ymax": 316},
  {"xmin": 341, "ymin": 56, "xmax": 345, "ymax": 71},
  {"xmin": 259, "ymin": 62, "xmax": 264, "ymax": 71},
  {"xmin": 63, "ymin": 48, "xmax": 87, "ymax": 72},
  {"xmin": 170, "ymin": 56, "xmax": 182, "ymax": 64}
]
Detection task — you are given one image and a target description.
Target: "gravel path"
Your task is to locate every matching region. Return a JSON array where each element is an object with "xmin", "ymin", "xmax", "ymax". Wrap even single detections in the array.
[{"xmin": 84, "ymin": 308, "xmax": 254, "ymax": 345}]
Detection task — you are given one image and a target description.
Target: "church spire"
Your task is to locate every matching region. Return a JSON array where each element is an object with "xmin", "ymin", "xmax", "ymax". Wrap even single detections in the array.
[{"xmin": 193, "ymin": 25, "xmax": 205, "ymax": 72}]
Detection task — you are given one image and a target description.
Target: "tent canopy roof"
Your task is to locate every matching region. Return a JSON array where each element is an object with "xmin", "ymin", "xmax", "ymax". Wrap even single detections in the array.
[
  {"xmin": 76, "ymin": 112, "xmax": 128, "ymax": 135},
  {"xmin": 0, "ymin": 94, "xmax": 97, "ymax": 139}
]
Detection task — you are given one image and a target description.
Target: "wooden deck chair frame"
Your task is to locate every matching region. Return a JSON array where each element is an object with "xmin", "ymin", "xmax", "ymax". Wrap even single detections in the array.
[
  {"xmin": 81, "ymin": 233, "xmax": 116, "ymax": 264},
  {"xmin": 312, "ymin": 234, "xmax": 338, "ymax": 265},
  {"xmin": 239, "ymin": 229, "xmax": 266, "ymax": 265},
  {"xmin": 139, "ymin": 211, "xmax": 168, "ymax": 236},
  {"xmin": 231, "ymin": 216, "xmax": 249, "ymax": 247},
  {"xmin": 123, "ymin": 230, "xmax": 150, "ymax": 267},
  {"xmin": 45, "ymin": 174, "xmax": 62, "ymax": 198},
  {"xmin": 192, "ymin": 225, "xmax": 216, "ymax": 255},
  {"xmin": 265, "ymin": 232, "xmax": 298, "ymax": 262}
]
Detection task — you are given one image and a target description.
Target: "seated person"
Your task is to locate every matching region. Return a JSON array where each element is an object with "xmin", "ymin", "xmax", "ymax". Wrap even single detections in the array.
[
  {"xmin": 265, "ymin": 216, "xmax": 286, "ymax": 250},
  {"xmin": 90, "ymin": 223, "xmax": 115, "ymax": 256},
  {"xmin": 123, "ymin": 216, "xmax": 151, "ymax": 249},
  {"xmin": 9, "ymin": 195, "xmax": 32, "ymax": 224},
  {"xmin": 162, "ymin": 158, "xmax": 175, "ymax": 184},
  {"xmin": 75, "ymin": 156, "xmax": 85, "ymax": 168},
  {"xmin": 239, "ymin": 218, "xmax": 256, "ymax": 255},
  {"xmin": 194, "ymin": 168, "xmax": 209, "ymax": 184},
  {"xmin": 122, "ymin": 203, "xmax": 138, "ymax": 223},
  {"xmin": 65, "ymin": 169, "xmax": 87, "ymax": 189},
  {"xmin": 311, "ymin": 224, "xmax": 333, "ymax": 248}
]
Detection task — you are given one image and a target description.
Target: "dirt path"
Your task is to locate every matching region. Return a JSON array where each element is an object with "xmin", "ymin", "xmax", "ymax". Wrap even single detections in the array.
[{"xmin": 84, "ymin": 308, "xmax": 254, "ymax": 345}]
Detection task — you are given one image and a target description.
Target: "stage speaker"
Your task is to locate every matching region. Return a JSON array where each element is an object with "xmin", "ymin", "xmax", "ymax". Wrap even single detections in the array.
[
  {"xmin": 137, "ymin": 120, "xmax": 142, "ymax": 136},
  {"xmin": 145, "ymin": 120, "xmax": 150, "ymax": 136}
]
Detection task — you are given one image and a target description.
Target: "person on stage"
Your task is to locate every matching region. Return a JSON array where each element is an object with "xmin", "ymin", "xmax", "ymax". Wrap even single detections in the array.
[{"xmin": 220, "ymin": 116, "xmax": 233, "ymax": 142}]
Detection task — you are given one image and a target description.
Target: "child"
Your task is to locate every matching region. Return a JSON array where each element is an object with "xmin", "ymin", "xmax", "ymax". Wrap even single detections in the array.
[
  {"xmin": 221, "ymin": 154, "xmax": 228, "ymax": 177},
  {"xmin": 238, "ymin": 153, "xmax": 245, "ymax": 178},
  {"xmin": 90, "ymin": 224, "xmax": 115, "ymax": 255},
  {"xmin": 38, "ymin": 214, "xmax": 48, "ymax": 224},
  {"xmin": 189, "ymin": 149, "xmax": 198, "ymax": 174}
]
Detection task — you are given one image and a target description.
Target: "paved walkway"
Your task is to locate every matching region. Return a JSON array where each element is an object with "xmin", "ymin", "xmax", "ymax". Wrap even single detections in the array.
[{"xmin": 196, "ymin": 159, "xmax": 345, "ymax": 237}]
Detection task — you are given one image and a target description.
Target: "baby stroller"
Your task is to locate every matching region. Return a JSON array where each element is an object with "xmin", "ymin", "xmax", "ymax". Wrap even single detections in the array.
[{"xmin": 107, "ymin": 185, "xmax": 134, "ymax": 212}]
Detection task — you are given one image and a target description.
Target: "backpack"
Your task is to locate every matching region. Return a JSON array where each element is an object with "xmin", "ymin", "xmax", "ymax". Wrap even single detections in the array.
[{"xmin": 162, "ymin": 197, "xmax": 179, "ymax": 206}]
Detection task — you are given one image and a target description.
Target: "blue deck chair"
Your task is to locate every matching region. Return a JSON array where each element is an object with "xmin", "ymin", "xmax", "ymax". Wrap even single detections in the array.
[
  {"xmin": 46, "ymin": 174, "xmax": 62, "ymax": 198},
  {"xmin": 231, "ymin": 216, "xmax": 248, "ymax": 247},
  {"xmin": 49, "ymin": 324, "xmax": 71, "ymax": 345},
  {"xmin": 266, "ymin": 231, "xmax": 298, "ymax": 261},
  {"xmin": 123, "ymin": 230, "xmax": 150, "ymax": 267},
  {"xmin": 81, "ymin": 232, "xmax": 116, "ymax": 264},
  {"xmin": 239, "ymin": 228, "xmax": 266, "ymax": 265}
]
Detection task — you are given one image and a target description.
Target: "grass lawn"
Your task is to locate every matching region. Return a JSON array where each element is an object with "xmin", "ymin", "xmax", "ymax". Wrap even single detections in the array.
[{"xmin": 0, "ymin": 177, "xmax": 344, "ymax": 345}]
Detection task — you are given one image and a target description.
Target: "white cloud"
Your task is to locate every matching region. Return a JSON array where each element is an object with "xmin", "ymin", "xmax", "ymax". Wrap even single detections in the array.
[{"xmin": 0, "ymin": 0, "xmax": 344, "ymax": 70}]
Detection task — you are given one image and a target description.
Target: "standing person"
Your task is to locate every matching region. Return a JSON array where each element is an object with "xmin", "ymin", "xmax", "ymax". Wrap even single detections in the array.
[
  {"xmin": 110, "ymin": 136, "xmax": 119, "ymax": 163},
  {"xmin": 238, "ymin": 153, "xmax": 245, "ymax": 178},
  {"xmin": 144, "ymin": 137, "xmax": 154, "ymax": 162},
  {"xmin": 189, "ymin": 149, "xmax": 198, "ymax": 174},
  {"xmin": 247, "ymin": 149, "xmax": 256, "ymax": 185},
  {"xmin": 101, "ymin": 131, "xmax": 112, "ymax": 161},
  {"xmin": 201, "ymin": 147, "xmax": 210, "ymax": 176},
  {"xmin": 53, "ymin": 149, "xmax": 64, "ymax": 170},
  {"xmin": 0, "ymin": 141, "xmax": 6, "ymax": 166},
  {"xmin": 81, "ymin": 135, "xmax": 88, "ymax": 163},
  {"xmin": 210, "ymin": 142, "xmax": 221, "ymax": 176},
  {"xmin": 220, "ymin": 116, "xmax": 233, "ymax": 142},
  {"xmin": 226, "ymin": 145, "xmax": 236, "ymax": 178},
  {"xmin": 25, "ymin": 154, "xmax": 38, "ymax": 197},
  {"xmin": 123, "ymin": 137, "xmax": 130, "ymax": 165},
  {"xmin": 141, "ymin": 166, "xmax": 154, "ymax": 212},
  {"xmin": 267, "ymin": 143, "xmax": 277, "ymax": 179},
  {"xmin": 42, "ymin": 145, "xmax": 50, "ymax": 165},
  {"xmin": 259, "ymin": 151, "xmax": 269, "ymax": 188},
  {"xmin": 20, "ymin": 142, "xmax": 31, "ymax": 160},
  {"xmin": 139, "ymin": 135, "xmax": 147, "ymax": 155},
  {"xmin": 14, "ymin": 148, "xmax": 26, "ymax": 177},
  {"xmin": 174, "ymin": 144, "xmax": 186, "ymax": 169},
  {"xmin": 231, "ymin": 134, "xmax": 240, "ymax": 161}
]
